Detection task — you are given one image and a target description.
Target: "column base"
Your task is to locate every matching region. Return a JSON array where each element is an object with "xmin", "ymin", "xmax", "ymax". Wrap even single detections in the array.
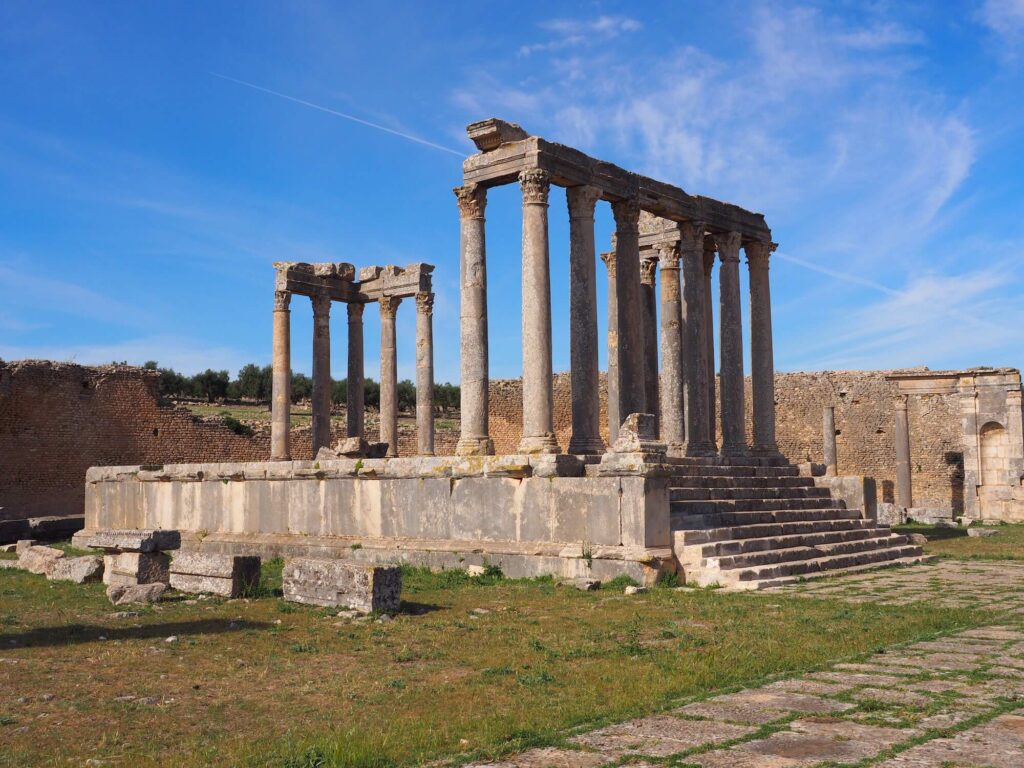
[
  {"xmin": 752, "ymin": 443, "xmax": 782, "ymax": 458},
  {"xmin": 665, "ymin": 442, "xmax": 687, "ymax": 459},
  {"xmin": 566, "ymin": 436, "xmax": 605, "ymax": 455},
  {"xmin": 719, "ymin": 443, "xmax": 749, "ymax": 458},
  {"xmin": 270, "ymin": 454, "xmax": 292, "ymax": 462},
  {"xmin": 684, "ymin": 441, "xmax": 717, "ymax": 458},
  {"xmin": 517, "ymin": 434, "xmax": 562, "ymax": 455},
  {"xmin": 456, "ymin": 436, "xmax": 495, "ymax": 456}
]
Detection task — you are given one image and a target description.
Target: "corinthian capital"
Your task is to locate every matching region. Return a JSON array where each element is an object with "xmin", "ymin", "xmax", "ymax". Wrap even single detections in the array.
[
  {"xmin": 612, "ymin": 198, "xmax": 641, "ymax": 233},
  {"xmin": 566, "ymin": 184, "xmax": 601, "ymax": 219},
  {"xmin": 745, "ymin": 239, "xmax": 777, "ymax": 269},
  {"xmin": 347, "ymin": 302, "xmax": 365, "ymax": 322},
  {"xmin": 518, "ymin": 169, "xmax": 550, "ymax": 205},
  {"xmin": 378, "ymin": 295, "xmax": 401, "ymax": 319},
  {"xmin": 599, "ymin": 250, "xmax": 616, "ymax": 278},
  {"xmin": 415, "ymin": 291, "xmax": 434, "ymax": 315},
  {"xmin": 273, "ymin": 290, "xmax": 291, "ymax": 311},
  {"xmin": 657, "ymin": 242, "xmax": 681, "ymax": 270},
  {"xmin": 678, "ymin": 220, "xmax": 706, "ymax": 256},
  {"xmin": 715, "ymin": 231, "xmax": 742, "ymax": 263},
  {"xmin": 640, "ymin": 255, "xmax": 658, "ymax": 285},
  {"xmin": 311, "ymin": 293, "xmax": 331, "ymax": 317},
  {"xmin": 454, "ymin": 183, "xmax": 487, "ymax": 219}
]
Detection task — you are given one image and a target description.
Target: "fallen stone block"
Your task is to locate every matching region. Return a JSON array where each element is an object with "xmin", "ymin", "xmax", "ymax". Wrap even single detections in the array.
[
  {"xmin": 169, "ymin": 553, "xmax": 261, "ymax": 598},
  {"xmin": 0, "ymin": 544, "xmax": 17, "ymax": 553},
  {"xmin": 107, "ymin": 582, "xmax": 167, "ymax": 605},
  {"xmin": 47, "ymin": 555, "xmax": 104, "ymax": 584},
  {"xmin": 18, "ymin": 545, "xmax": 65, "ymax": 575},
  {"xmin": 84, "ymin": 529, "xmax": 181, "ymax": 553},
  {"xmin": 907, "ymin": 533, "xmax": 929, "ymax": 545},
  {"xmin": 968, "ymin": 527, "xmax": 1000, "ymax": 538},
  {"xmin": 0, "ymin": 559, "xmax": 22, "ymax": 569},
  {"xmin": 103, "ymin": 552, "xmax": 170, "ymax": 587},
  {"xmin": 282, "ymin": 558, "xmax": 401, "ymax": 613},
  {"xmin": 15, "ymin": 539, "xmax": 38, "ymax": 554}
]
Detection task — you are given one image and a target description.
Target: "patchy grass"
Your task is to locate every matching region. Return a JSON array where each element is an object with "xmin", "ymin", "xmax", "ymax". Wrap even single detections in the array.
[
  {"xmin": 0, "ymin": 563, "xmax": 988, "ymax": 768},
  {"xmin": 896, "ymin": 523, "xmax": 1024, "ymax": 560}
]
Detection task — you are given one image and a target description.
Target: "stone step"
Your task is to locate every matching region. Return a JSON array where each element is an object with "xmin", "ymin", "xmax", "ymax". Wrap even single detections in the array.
[
  {"xmin": 668, "ymin": 465, "xmax": 800, "ymax": 479},
  {"xmin": 688, "ymin": 526, "xmax": 899, "ymax": 558},
  {"xmin": 670, "ymin": 486, "xmax": 833, "ymax": 502},
  {"xmin": 670, "ymin": 476, "xmax": 817, "ymax": 490},
  {"xmin": 673, "ymin": 517, "xmax": 878, "ymax": 547},
  {"xmin": 673, "ymin": 507, "xmax": 865, "ymax": 529},
  {"xmin": 706, "ymin": 535, "xmax": 911, "ymax": 570},
  {"xmin": 670, "ymin": 497, "xmax": 844, "ymax": 514},
  {"xmin": 729, "ymin": 544, "xmax": 924, "ymax": 584},
  {"xmin": 749, "ymin": 556, "xmax": 934, "ymax": 590}
]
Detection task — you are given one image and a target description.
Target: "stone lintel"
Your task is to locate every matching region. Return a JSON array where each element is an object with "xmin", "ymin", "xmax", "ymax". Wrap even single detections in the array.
[{"xmin": 274, "ymin": 262, "xmax": 433, "ymax": 303}]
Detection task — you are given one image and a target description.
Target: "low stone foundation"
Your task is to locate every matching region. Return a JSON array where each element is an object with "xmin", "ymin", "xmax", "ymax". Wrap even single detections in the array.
[{"xmin": 82, "ymin": 455, "xmax": 675, "ymax": 583}]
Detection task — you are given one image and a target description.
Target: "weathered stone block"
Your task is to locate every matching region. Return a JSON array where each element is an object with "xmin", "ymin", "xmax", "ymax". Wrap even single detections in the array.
[
  {"xmin": 107, "ymin": 582, "xmax": 166, "ymax": 605},
  {"xmin": 103, "ymin": 552, "xmax": 170, "ymax": 587},
  {"xmin": 169, "ymin": 553, "xmax": 261, "ymax": 597},
  {"xmin": 18, "ymin": 545, "xmax": 65, "ymax": 574},
  {"xmin": 15, "ymin": 539, "xmax": 38, "ymax": 554},
  {"xmin": 47, "ymin": 555, "xmax": 104, "ymax": 583},
  {"xmin": 84, "ymin": 529, "xmax": 181, "ymax": 553},
  {"xmin": 282, "ymin": 558, "xmax": 401, "ymax": 613}
]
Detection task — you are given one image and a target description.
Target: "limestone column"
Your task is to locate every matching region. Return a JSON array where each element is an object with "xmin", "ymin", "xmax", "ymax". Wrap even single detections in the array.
[
  {"xmin": 601, "ymin": 250, "xmax": 620, "ymax": 443},
  {"xmin": 747, "ymin": 240, "xmax": 779, "ymax": 456},
  {"xmin": 415, "ymin": 291, "xmax": 435, "ymax": 456},
  {"xmin": 680, "ymin": 221, "xmax": 714, "ymax": 456},
  {"xmin": 612, "ymin": 199, "xmax": 646, "ymax": 422},
  {"xmin": 379, "ymin": 295, "xmax": 400, "ymax": 458},
  {"xmin": 658, "ymin": 242, "xmax": 684, "ymax": 454},
  {"xmin": 271, "ymin": 290, "xmax": 292, "ymax": 460},
  {"xmin": 894, "ymin": 395, "xmax": 913, "ymax": 508},
  {"xmin": 566, "ymin": 185, "xmax": 604, "ymax": 455},
  {"xmin": 640, "ymin": 254, "xmax": 660, "ymax": 429},
  {"xmin": 310, "ymin": 293, "xmax": 332, "ymax": 456},
  {"xmin": 703, "ymin": 238, "xmax": 717, "ymax": 446},
  {"xmin": 346, "ymin": 303, "xmax": 365, "ymax": 439},
  {"xmin": 717, "ymin": 232, "xmax": 746, "ymax": 456},
  {"xmin": 823, "ymin": 406, "xmax": 838, "ymax": 476},
  {"xmin": 454, "ymin": 183, "xmax": 494, "ymax": 456},
  {"xmin": 517, "ymin": 169, "xmax": 559, "ymax": 454}
]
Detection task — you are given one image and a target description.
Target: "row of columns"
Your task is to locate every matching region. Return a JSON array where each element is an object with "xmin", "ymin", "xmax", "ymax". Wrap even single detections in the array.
[
  {"xmin": 455, "ymin": 172, "xmax": 779, "ymax": 457},
  {"xmin": 270, "ymin": 288, "xmax": 435, "ymax": 461}
]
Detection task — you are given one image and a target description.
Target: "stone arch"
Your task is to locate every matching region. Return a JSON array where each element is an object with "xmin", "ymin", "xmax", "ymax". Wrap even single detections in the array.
[{"xmin": 980, "ymin": 421, "xmax": 1009, "ymax": 486}]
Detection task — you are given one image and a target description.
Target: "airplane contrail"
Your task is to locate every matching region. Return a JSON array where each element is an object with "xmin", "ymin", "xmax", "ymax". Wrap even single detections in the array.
[{"xmin": 210, "ymin": 72, "xmax": 465, "ymax": 157}]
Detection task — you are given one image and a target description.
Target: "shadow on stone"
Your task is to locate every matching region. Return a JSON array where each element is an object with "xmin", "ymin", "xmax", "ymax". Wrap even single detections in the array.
[{"xmin": 2, "ymin": 618, "xmax": 273, "ymax": 649}]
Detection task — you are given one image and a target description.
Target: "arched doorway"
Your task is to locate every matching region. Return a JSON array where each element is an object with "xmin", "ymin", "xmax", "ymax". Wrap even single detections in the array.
[{"xmin": 979, "ymin": 421, "xmax": 1010, "ymax": 519}]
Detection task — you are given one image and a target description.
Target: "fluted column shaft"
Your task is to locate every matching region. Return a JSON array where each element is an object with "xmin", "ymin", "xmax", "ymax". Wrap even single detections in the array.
[
  {"xmin": 346, "ymin": 303, "xmax": 365, "ymax": 439},
  {"xmin": 894, "ymin": 396, "xmax": 913, "ymax": 508},
  {"xmin": 416, "ymin": 292, "xmax": 435, "ymax": 456},
  {"xmin": 601, "ymin": 251, "xmax": 620, "ymax": 443},
  {"xmin": 454, "ymin": 184, "xmax": 493, "ymax": 455},
  {"xmin": 311, "ymin": 294, "xmax": 332, "ymax": 456},
  {"xmin": 823, "ymin": 405, "xmax": 837, "ymax": 476},
  {"xmin": 518, "ymin": 170, "xmax": 559, "ymax": 454},
  {"xmin": 747, "ymin": 241, "xmax": 779, "ymax": 455},
  {"xmin": 717, "ymin": 232, "xmax": 746, "ymax": 456},
  {"xmin": 703, "ymin": 239, "xmax": 717, "ymax": 447},
  {"xmin": 640, "ymin": 255, "xmax": 660, "ymax": 429},
  {"xmin": 612, "ymin": 199, "xmax": 645, "ymax": 422},
  {"xmin": 379, "ymin": 296, "xmax": 400, "ymax": 458},
  {"xmin": 271, "ymin": 290, "xmax": 292, "ymax": 460},
  {"xmin": 658, "ymin": 243, "xmax": 684, "ymax": 453},
  {"xmin": 681, "ymin": 222, "xmax": 715, "ymax": 455},
  {"xmin": 567, "ymin": 185, "xmax": 603, "ymax": 454}
]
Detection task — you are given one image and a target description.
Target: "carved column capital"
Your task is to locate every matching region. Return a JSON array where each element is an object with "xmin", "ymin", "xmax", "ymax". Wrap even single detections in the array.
[
  {"xmin": 745, "ymin": 239, "xmax": 777, "ymax": 269},
  {"xmin": 379, "ymin": 295, "xmax": 401, "ymax": 319},
  {"xmin": 715, "ymin": 231, "xmax": 742, "ymax": 263},
  {"xmin": 566, "ymin": 184, "xmax": 601, "ymax": 219},
  {"xmin": 273, "ymin": 290, "xmax": 291, "ymax": 311},
  {"xmin": 454, "ymin": 183, "xmax": 487, "ymax": 219},
  {"xmin": 703, "ymin": 235, "xmax": 717, "ymax": 272},
  {"xmin": 657, "ymin": 242, "xmax": 681, "ymax": 270},
  {"xmin": 415, "ymin": 291, "xmax": 434, "ymax": 315},
  {"xmin": 894, "ymin": 393, "xmax": 909, "ymax": 411},
  {"xmin": 311, "ymin": 293, "xmax": 331, "ymax": 317},
  {"xmin": 519, "ymin": 169, "xmax": 551, "ymax": 205},
  {"xmin": 600, "ymin": 250, "xmax": 616, "ymax": 279},
  {"xmin": 678, "ymin": 220, "xmax": 706, "ymax": 254},
  {"xmin": 640, "ymin": 255, "xmax": 658, "ymax": 286},
  {"xmin": 347, "ymin": 302, "xmax": 364, "ymax": 322},
  {"xmin": 611, "ymin": 198, "xmax": 641, "ymax": 233}
]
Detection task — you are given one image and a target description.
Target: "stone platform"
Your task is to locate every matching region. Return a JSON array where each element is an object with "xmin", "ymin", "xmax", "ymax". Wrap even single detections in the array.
[{"xmin": 81, "ymin": 450, "xmax": 922, "ymax": 588}]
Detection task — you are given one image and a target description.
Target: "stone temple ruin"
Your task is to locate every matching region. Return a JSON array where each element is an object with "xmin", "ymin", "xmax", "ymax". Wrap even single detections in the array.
[{"xmin": 80, "ymin": 118, "xmax": 924, "ymax": 588}]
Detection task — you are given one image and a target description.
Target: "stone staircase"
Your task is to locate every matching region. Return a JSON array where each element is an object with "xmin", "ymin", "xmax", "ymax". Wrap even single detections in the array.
[{"xmin": 669, "ymin": 457, "xmax": 926, "ymax": 590}]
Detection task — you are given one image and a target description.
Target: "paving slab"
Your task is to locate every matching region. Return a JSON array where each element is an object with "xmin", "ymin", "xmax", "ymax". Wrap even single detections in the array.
[
  {"xmin": 733, "ymin": 718, "xmax": 914, "ymax": 766},
  {"xmin": 571, "ymin": 715, "xmax": 751, "ymax": 758}
]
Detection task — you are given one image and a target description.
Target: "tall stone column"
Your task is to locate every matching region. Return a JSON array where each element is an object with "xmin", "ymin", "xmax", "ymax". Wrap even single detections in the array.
[
  {"xmin": 747, "ymin": 240, "xmax": 779, "ymax": 456},
  {"xmin": 454, "ymin": 183, "xmax": 494, "ymax": 456},
  {"xmin": 415, "ymin": 292, "xmax": 435, "ymax": 456},
  {"xmin": 894, "ymin": 395, "xmax": 913, "ymax": 508},
  {"xmin": 658, "ymin": 242, "xmax": 685, "ymax": 455},
  {"xmin": 517, "ymin": 169, "xmax": 559, "ymax": 454},
  {"xmin": 346, "ymin": 303, "xmax": 365, "ymax": 439},
  {"xmin": 379, "ymin": 295, "xmax": 401, "ymax": 458},
  {"xmin": 640, "ymin": 254, "xmax": 660, "ymax": 429},
  {"xmin": 271, "ymin": 290, "xmax": 292, "ymax": 460},
  {"xmin": 703, "ymin": 238, "xmax": 717, "ymax": 447},
  {"xmin": 823, "ymin": 405, "xmax": 838, "ymax": 476},
  {"xmin": 681, "ymin": 221, "xmax": 715, "ymax": 456},
  {"xmin": 612, "ymin": 198, "xmax": 646, "ymax": 422},
  {"xmin": 310, "ymin": 293, "xmax": 332, "ymax": 456},
  {"xmin": 601, "ymin": 250, "xmax": 620, "ymax": 443},
  {"xmin": 716, "ymin": 232, "xmax": 746, "ymax": 456},
  {"xmin": 567, "ymin": 185, "xmax": 604, "ymax": 454}
]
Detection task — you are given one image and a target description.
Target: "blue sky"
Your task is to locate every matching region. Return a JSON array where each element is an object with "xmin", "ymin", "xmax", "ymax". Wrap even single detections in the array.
[{"xmin": 1, "ymin": 1, "xmax": 1023, "ymax": 385}]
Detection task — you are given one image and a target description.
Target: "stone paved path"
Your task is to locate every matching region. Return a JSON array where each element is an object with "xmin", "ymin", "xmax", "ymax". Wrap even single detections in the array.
[{"xmin": 468, "ymin": 561, "xmax": 1024, "ymax": 767}]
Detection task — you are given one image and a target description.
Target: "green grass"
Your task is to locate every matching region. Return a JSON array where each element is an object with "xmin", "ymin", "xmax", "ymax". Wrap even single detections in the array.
[
  {"xmin": 895, "ymin": 523, "xmax": 1024, "ymax": 560},
  {"xmin": 0, "ymin": 562, "xmax": 992, "ymax": 768}
]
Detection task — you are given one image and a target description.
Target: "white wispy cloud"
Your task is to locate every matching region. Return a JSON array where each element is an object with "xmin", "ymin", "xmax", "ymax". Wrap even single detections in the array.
[
  {"xmin": 519, "ymin": 15, "xmax": 642, "ymax": 56},
  {"xmin": 979, "ymin": 0, "xmax": 1024, "ymax": 45}
]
